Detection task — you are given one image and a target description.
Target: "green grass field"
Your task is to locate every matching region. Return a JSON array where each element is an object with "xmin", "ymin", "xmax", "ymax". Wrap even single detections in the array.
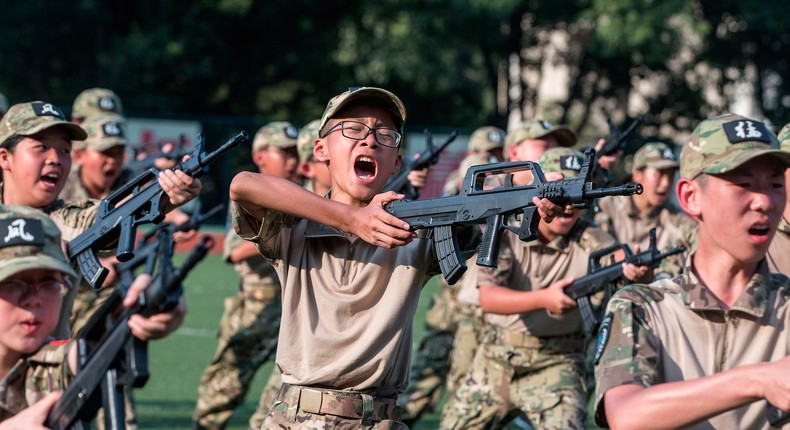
[{"xmin": 135, "ymin": 252, "xmax": 443, "ymax": 429}]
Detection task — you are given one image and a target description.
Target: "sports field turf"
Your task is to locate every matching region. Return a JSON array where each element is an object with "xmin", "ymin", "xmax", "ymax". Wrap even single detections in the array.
[{"xmin": 135, "ymin": 251, "xmax": 443, "ymax": 429}]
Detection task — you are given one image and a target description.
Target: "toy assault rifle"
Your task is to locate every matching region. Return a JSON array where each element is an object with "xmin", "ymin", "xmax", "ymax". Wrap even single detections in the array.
[
  {"xmin": 563, "ymin": 228, "xmax": 685, "ymax": 335},
  {"xmin": 125, "ymin": 134, "xmax": 190, "ymax": 176},
  {"xmin": 383, "ymin": 130, "xmax": 458, "ymax": 200},
  {"xmin": 68, "ymin": 131, "xmax": 247, "ymax": 290},
  {"xmin": 119, "ymin": 201, "xmax": 224, "ymax": 287},
  {"xmin": 384, "ymin": 148, "xmax": 643, "ymax": 284},
  {"xmin": 593, "ymin": 114, "xmax": 645, "ymax": 185},
  {"xmin": 45, "ymin": 227, "xmax": 215, "ymax": 430}
]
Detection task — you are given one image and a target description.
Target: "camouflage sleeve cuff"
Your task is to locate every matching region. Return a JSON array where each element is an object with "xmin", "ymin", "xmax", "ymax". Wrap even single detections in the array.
[{"xmin": 231, "ymin": 201, "xmax": 286, "ymax": 260}]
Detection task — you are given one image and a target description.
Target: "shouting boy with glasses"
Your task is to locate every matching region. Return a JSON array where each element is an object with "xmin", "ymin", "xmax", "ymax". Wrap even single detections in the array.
[{"xmin": 230, "ymin": 87, "xmax": 564, "ymax": 429}]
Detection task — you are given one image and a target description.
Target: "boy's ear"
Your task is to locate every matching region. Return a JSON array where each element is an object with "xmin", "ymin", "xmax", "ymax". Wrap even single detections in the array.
[
  {"xmin": 313, "ymin": 138, "xmax": 329, "ymax": 162},
  {"xmin": 391, "ymin": 154, "xmax": 403, "ymax": 176},
  {"xmin": 0, "ymin": 147, "xmax": 12, "ymax": 170},
  {"xmin": 676, "ymin": 177, "xmax": 702, "ymax": 220},
  {"xmin": 299, "ymin": 161, "xmax": 315, "ymax": 179},
  {"xmin": 72, "ymin": 148, "xmax": 85, "ymax": 164},
  {"xmin": 251, "ymin": 148, "xmax": 266, "ymax": 167}
]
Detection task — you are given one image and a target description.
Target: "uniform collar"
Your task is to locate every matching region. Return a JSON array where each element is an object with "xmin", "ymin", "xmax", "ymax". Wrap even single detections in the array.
[
  {"xmin": 778, "ymin": 217, "xmax": 790, "ymax": 235},
  {"xmin": 0, "ymin": 359, "xmax": 29, "ymax": 417},
  {"xmin": 679, "ymin": 255, "xmax": 773, "ymax": 318}
]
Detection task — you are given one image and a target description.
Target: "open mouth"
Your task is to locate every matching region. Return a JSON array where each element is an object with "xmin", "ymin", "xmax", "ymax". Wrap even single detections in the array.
[
  {"xmin": 40, "ymin": 172, "xmax": 60, "ymax": 187},
  {"xmin": 748, "ymin": 225, "xmax": 770, "ymax": 238},
  {"xmin": 354, "ymin": 156, "xmax": 377, "ymax": 180}
]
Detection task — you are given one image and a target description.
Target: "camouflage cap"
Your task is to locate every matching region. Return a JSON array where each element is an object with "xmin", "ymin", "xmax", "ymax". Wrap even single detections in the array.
[
  {"xmin": 505, "ymin": 119, "xmax": 577, "ymax": 152},
  {"xmin": 468, "ymin": 126, "xmax": 506, "ymax": 152},
  {"xmin": 680, "ymin": 113, "xmax": 790, "ymax": 179},
  {"xmin": 71, "ymin": 88, "xmax": 123, "ymax": 121},
  {"xmin": 0, "ymin": 101, "xmax": 87, "ymax": 147},
  {"xmin": 633, "ymin": 142, "xmax": 679, "ymax": 171},
  {"xmin": 0, "ymin": 205, "xmax": 77, "ymax": 283},
  {"xmin": 75, "ymin": 115, "xmax": 128, "ymax": 152},
  {"xmin": 0, "ymin": 93, "xmax": 8, "ymax": 115},
  {"xmin": 297, "ymin": 119, "xmax": 322, "ymax": 163},
  {"xmin": 779, "ymin": 123, "xmax": 790, "ymax": 152},
  {"xmin": 318, "ymin": 87, "xmax": 406, "ymax": 135},
  {"xmin": 252, "ymin": 121, "xmax": 299, "ymax": 151},
  {"xmin": 538, "ymin": 147, "xmax": 586, "ymax": 179}
]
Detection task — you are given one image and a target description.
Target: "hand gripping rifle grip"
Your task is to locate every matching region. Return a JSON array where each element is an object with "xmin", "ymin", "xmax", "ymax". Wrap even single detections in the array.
[
  {"xmin": 476, "ymin": 214, "xmax": 505, "ymax": 268},
  {"xmin": 75, "ymin": 250, "xmax": 109, "ymax": 290},
  {"xmin": 433, "ymin": 225, "xmax": 467, "ymax": 285}
]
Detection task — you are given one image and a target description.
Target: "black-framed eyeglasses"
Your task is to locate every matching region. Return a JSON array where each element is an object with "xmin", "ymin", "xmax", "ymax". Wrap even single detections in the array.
[
  {"xmin": 321, "ymin": 121, "xmax": 402, "ymax": 148},
  {"xmin": 0, "ymin": 278, "xmax": 68, "ymax": 303}
]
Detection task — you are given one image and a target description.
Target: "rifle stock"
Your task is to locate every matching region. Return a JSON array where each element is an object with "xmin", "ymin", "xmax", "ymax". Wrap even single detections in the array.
[
  {"xmin": 68, "ymin": 131, "xmax": 246, "ymax": 289},
  {"xmin": 385, "ymin": 148, "xmax": 643, "ymax": 284},
  {"xmin": 564, "ymin": 228, "xmax": 685, "ymax": 335}
]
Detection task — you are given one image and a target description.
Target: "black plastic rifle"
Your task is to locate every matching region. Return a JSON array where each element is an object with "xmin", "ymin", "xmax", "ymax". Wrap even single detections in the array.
[
  {"xmin": 119, "ymin": 201, "xmax": 224, "ymax": 287},
  {"xmin": 139, "ymin": 199, "xmax": 224, "ymax": 245},
  {"xmin": 383, "ymin": 130, "xmax": 458, "ymax": 199},
  {"xmin": 125, "ymin": 134, "xmax": 190, "ymax": 176},
  {"xmin": 68, "ymin": 131, "xmax": 247, "ymax": 290},
  {"xmin": 563, "ymin": 228, "xmax": 685, "ymax": 335},
  {"xmin": 45, "ymin": 227, "xmax": 215, "ymax": 430},
  {"xmin": 598, "ymin": 114, "xmax": 645, "ymax": 157},
  {"xmin": 384, "ymin": 148, "xmax": 643, "ymax": 284},
  {"xmin": 593, "ymin": 114, "xmax": 645, "ymax": 185}
]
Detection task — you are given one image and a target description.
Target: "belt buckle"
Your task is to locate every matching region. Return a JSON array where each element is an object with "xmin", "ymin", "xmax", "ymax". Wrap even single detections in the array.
[{"xmin": 299, "ymin": 388, "xmax": 323, "ymax": 414}]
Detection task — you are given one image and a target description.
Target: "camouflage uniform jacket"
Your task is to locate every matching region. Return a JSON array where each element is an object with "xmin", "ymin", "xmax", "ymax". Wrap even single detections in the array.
[
  {"xmin": 767, "ymin": 217, "xmax": 790, "ymax": 275},
  {"xmin": 480, "ymin": 218, "xmax": 616, "ymax": 337},
  {"xmin": 59, "ymin": 166, "xmax": 134, "ymax": 203},
  {"xmin": 0, "ymin": 342, "xmax": 72, "ymax": 422},
  {"xmin": 594, "ymin": 258, "xmax": 790, "ymax": 429},
  {"xmin": 594, "ymin": 194, "xmax": 692, "ymax": 252}
]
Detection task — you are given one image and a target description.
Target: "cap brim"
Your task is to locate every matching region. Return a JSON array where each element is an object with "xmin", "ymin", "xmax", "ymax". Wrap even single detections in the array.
[
  {"xmin": 0, "ymin": 255, "xmax": 78, "ymax": 284},
  {"xmin": 703, "ymin": 149, "xmax": 790, "ymax": 176},
  {"xmin": 642, "ymin": 160, "xmax": 679, "ymax": 171},
  {"xmin": 321, "ymin": 88, "xmax": 406, "ymax": 133},
  {"xmin": 90, "ymin": 139, "xmax": 128, "ymax": 152},
  {"xmin": 543, "ymin": 127, "xmax": 577, "ymax": 147},
  {"xmin": 20, "ymin": 120, "xmax": 88, "ymax": 141}
]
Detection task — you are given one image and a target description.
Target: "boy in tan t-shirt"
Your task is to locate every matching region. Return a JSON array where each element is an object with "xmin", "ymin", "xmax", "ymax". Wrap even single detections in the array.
[{"xmin": 230, "ymin": 87, "xmax": 565, "ymax": 428}]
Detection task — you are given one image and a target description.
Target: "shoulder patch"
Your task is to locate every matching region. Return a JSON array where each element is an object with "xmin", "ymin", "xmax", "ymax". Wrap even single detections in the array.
[{"xmin": 594, "ymin": 312, "xmax": 613, "ymax": 364}]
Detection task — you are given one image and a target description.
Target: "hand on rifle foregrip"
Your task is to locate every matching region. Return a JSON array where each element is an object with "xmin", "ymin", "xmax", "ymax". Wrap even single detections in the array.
[{"xmin": 124, "ymin": 273, "xmax": 186, "ymax": 341}]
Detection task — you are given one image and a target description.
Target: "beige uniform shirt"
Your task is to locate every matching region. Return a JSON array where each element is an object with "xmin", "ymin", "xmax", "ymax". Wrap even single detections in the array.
[
  {"xmin": 0, "ymin": 342, "xmax": 72, "ymax": 422},
  {"xmin": 594, "ymin": 258, "xmax": 790, "ymax": 429},
  {"xmin": 233, "ymin": 202, "xmax": 450, "ymax": 397},
  {"xmin": 477, "ymin": 220, "xmax": 616, "ymax": 337},
  {"xmin": 768, "ymin": 217, "xmax": 790, "ymax": 276},
  {"xmin": 595, "ymin": 194, "xmax": 692, "ymax": 251}
]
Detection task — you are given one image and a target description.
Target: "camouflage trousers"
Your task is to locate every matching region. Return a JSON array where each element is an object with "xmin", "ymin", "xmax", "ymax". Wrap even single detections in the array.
[
  {"xmin": 192, "ymin": 285, "xmax": 282, "ymax": 430},
  {"xmin": 264, "ymin": 383, "xmax": 407, "ymax": 430},
  {"xmin": 440, "ymin": 327, "xmax": 587, "ymax": 430},
  {"xmin": 397, "ymin": 282, "xmax": 460, "ymax": 424},
  {"xmin": 248, "ymin": 365, "xmax": 283, "ymax": 430},
  {"xmin": 444, "ymin": 304, "xmax": 486, "ymax": 402}
]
